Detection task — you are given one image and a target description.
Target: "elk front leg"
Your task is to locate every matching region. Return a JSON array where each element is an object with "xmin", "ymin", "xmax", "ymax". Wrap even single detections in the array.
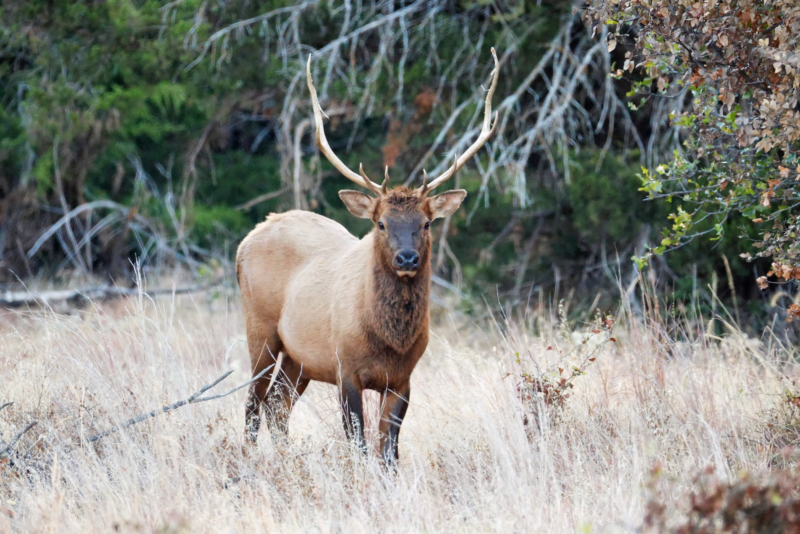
[
  {"xmin": 379, "ymin": 384, "xmax": 410, "ymax": 465},
  {"xmin": 339, "ymin": 376, "xmax": 367, "ymax": 454}
]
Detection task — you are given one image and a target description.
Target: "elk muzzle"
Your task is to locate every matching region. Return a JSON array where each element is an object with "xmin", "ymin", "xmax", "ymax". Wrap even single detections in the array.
[{"xmin": 393, "ymin": 249, "xmax": 420, "ymax": 277}]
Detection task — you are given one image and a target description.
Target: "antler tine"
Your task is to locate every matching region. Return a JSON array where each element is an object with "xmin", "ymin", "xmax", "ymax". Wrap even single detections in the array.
[
  {"xmin": 448, "ymin": 151, "xmax": 459, "ymax": 184},
  {"xmin": 359, "ymin": 163, "xmax": 372, "ymax": 186},
  {"xmin": 382, "ymin": 166, "xmax": 389, "ymax": 194},
  {"xmin": 419, "ymin": 153, "xmax": 458, "ymax": 198},
  {"xmin": 420, "ymin": 169, "xmax": 429, "ymax": 197},
  {"xmin": 423, "ymin": 47, "xmax": 500, "ymax": 193},
  {"xmin": 306, "ymin": 55, "xmax": 382, "ymax": 194}
]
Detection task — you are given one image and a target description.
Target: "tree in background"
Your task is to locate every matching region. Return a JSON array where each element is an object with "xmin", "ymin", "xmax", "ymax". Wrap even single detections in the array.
[
  {"xmin": 4, "ymin": 0, "xmax": 782, "ymax": 322},
  {"xmin": 586, "ymin": 1, "xmax": 800, "ymax": 294},
  {"xmin": 1, "ymin": 0, "xmax": 646, "ymax": 295}
]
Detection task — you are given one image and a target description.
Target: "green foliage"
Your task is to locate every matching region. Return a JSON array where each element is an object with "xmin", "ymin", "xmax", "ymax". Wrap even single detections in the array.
[
  {"xmin": 567, "ymin": 150, "xmax": 660, "ymax": 244},
  {"xmin": 0, "ymin": 107, "xmax": 27, "ymax": 189},
  {"xmin": 191, "ymin": 204, "xmax": 249, "ymax": 249},
  {"xmin": 451, "ymin": 150, "xmax": 664, "ymax": 293}
]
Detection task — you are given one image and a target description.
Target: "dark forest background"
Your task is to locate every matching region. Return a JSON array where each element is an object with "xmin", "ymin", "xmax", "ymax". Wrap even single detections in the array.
[{"xmin": 0, "ymin": 0, "xmax": 781, "ymax": 329}]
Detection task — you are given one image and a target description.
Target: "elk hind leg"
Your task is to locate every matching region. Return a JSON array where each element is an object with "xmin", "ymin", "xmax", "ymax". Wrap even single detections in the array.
[
  {"xmin": 244, "ymin": 325, "xmax": 283, "ymax": 443},
  {"xmin": 262, "ymin": 354, "xmax": 309, "ymax": 434},
  {"xmin": 340, "ymin": 376, "xmax": 367, "ymax": 454}
]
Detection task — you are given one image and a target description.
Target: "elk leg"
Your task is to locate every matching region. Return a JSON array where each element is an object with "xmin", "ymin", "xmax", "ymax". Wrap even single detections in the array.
[
  {"xmin": 339, "ymin": 377, "xmax": 367, "ymax": 454},
  {"xmin": 244, "ymin": 327, "xmax": 283, "ymax": 444},
  {"xmin": 379, "ymin": 384, "xmax": 410, "ymax": 465},
  {"xmin": 263, "ymin": 355, "xmax": 309, "ymax": 434}
]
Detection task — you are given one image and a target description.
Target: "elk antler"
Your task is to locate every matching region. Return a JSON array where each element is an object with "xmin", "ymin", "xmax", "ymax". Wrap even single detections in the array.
[
  {"xmin": 306, "ymin": 55, "xmax": 383, "ymax": 195},
  {"xmin": 420, "ymin": 47, "xmax": 500, "ymax": 195}
]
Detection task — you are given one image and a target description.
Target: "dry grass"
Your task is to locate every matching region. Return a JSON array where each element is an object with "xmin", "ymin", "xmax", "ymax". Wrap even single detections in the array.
[{"xmin": 0, "ymin": 285, "xmax": 797, "ymax": 533}]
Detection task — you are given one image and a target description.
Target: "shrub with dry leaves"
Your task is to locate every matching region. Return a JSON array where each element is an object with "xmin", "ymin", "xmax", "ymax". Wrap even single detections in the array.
[
  {"xmin": 645, "ymin": 464, "xmax": 800, "ymax": 533},
  {"xmin": 512, "ymin": 306, "xmax": 615, "ymax": 430},
  {"xmin": 585, "ymin": 0, "xmax": 800, "ymax": 291}
]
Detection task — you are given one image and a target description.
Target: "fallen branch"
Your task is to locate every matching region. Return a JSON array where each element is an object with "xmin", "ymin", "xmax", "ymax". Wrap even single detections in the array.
[
  {"xmin": 0, "ymin": 279, "xmax": 223, "ymax": 309},
  {"xmin": 85, "ymin": 365, "xmax": 274, "ymax": 444},
  {"xmin": 0, "ymin": 422, "xmax": 37, "ymax": 458},
  {"xmin": 0, "ymin": 402, "xmax": 12, "ymax": 413}
]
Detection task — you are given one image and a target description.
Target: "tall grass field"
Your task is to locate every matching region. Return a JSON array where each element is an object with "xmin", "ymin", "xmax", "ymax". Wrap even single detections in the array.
[{"xmin": 1, "ymin": 283, "xmax": 798, "ymax": 532}]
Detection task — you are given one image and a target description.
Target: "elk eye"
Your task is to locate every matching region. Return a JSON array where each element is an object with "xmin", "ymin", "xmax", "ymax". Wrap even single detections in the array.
[
  {"xmin": 378, "ymin": 221, "xmax": 385, "ymax": 230},
  {"xmin": 424, "ymin": 221, "xmax": 430, "ymax": 230}
]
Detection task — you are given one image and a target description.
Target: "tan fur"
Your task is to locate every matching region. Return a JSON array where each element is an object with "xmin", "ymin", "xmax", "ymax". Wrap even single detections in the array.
[{"xmin": 236, "ymin": 188, "xmax": 464, "ymax": 455}]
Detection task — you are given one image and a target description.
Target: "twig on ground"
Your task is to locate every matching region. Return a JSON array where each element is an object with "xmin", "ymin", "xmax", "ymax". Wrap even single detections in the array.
[
  {"xmin": 0, "ymin": 402, "xmax": 12, "ymax": 413},
  {"xmin": 0, "ymin": 422, "xmax": 37, "ymax": 458},
  {"xmin": 85, "ymin": 365, "xmax": 274, "ymax": 444}
]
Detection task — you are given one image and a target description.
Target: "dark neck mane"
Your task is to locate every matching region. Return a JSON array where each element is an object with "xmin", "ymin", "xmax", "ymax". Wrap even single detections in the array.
[{"xmin": 366, "ymin": 256, "xmax": 430, "ymax": 355}]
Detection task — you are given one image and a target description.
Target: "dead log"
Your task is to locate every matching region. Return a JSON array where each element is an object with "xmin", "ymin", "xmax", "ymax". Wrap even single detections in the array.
[{"xmin": 0, "ymin": 280, "xmax": 223, "ymax": 309}]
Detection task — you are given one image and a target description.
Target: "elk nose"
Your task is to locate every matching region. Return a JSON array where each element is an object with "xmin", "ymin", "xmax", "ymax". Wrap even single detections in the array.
[{"xmin": 394, "ymin": 250, "xmax": 420, "ymax": 271}]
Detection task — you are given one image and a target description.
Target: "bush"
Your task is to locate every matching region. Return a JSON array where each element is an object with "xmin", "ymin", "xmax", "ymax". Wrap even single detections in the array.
[{"xmin": 645, "ymin": 465, "xmax": 800, "ymax": 533}]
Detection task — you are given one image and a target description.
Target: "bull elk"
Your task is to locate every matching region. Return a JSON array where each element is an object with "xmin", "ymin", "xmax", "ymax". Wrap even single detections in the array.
[{"xmin": 236, "ymin": 49, "xmax": 499, "ymax": 463}]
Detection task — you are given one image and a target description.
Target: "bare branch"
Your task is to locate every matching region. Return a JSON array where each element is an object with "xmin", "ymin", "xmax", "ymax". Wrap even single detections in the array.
[
  {"xmin": 194, "ymin": 365, "xmax": 275, "ymax": 403},
  {"xmin": 185, "ymin": 2, "xmax": 317, "ymax": 72},
  {"xmin": 85, "ymin": 365, "xmax": 274, "ymax": 444},
  {"xmin": 52, "ymin": 139, "xmax": 88, "ymax": 273},
  {"xmin": 293, "ymin": 119, "xmax": 312, "ymax": 209},
  {"xmin": 85, "ymin": 371, "xmax": 231, "ymax": 443},
  {"xmin": 234, "ymin": 187, "xmax": 290, "ymax": 211},
  {"xmin": 0, "ymin": 422, "xmax": 37, "ymax": 458}
]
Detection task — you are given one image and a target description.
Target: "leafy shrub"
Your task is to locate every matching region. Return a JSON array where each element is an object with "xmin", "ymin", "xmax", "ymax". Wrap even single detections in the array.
[
  {"xmin": 511, "ymin": 304, "xmax": 615, "ymax": 430},
  {"xmin": 645, "ymin": 465, "xmax": 800, "ymax": 533}
]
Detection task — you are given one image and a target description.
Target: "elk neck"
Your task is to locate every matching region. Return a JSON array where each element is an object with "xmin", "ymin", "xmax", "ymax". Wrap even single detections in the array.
[{"xmin": 363, "ymin": 232, "xmax": 431, "ymax": 356}]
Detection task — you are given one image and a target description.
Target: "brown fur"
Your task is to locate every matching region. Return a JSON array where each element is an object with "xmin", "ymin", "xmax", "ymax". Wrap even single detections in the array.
[
  {"xmin": 367, "ymin": 218, "xmax": 431, "ymax": 355},
  {"xmin": 236, "ymin": 185, "xmax": 465, "ymax": 460}
]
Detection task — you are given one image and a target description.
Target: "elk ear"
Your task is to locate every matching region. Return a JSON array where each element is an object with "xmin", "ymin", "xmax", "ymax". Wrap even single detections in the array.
[
  {"xmin": 427, "ymin": 189, "xmax": 467, "ymax": 220},
  {"xmin": 339, "ymin": 190, "xmax": 378, "ymax": 219}
]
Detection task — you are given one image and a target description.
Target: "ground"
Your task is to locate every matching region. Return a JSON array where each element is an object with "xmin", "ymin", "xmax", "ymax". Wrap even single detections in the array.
[{"xmin": 0, "ymin": 285, "xmax": 795, "ymax": 533}]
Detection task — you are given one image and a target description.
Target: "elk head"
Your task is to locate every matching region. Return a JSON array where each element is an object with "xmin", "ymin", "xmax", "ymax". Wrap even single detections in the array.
[{"xmin": 306, "ymin": 49, "xmax": 500, "ymax": 279}]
